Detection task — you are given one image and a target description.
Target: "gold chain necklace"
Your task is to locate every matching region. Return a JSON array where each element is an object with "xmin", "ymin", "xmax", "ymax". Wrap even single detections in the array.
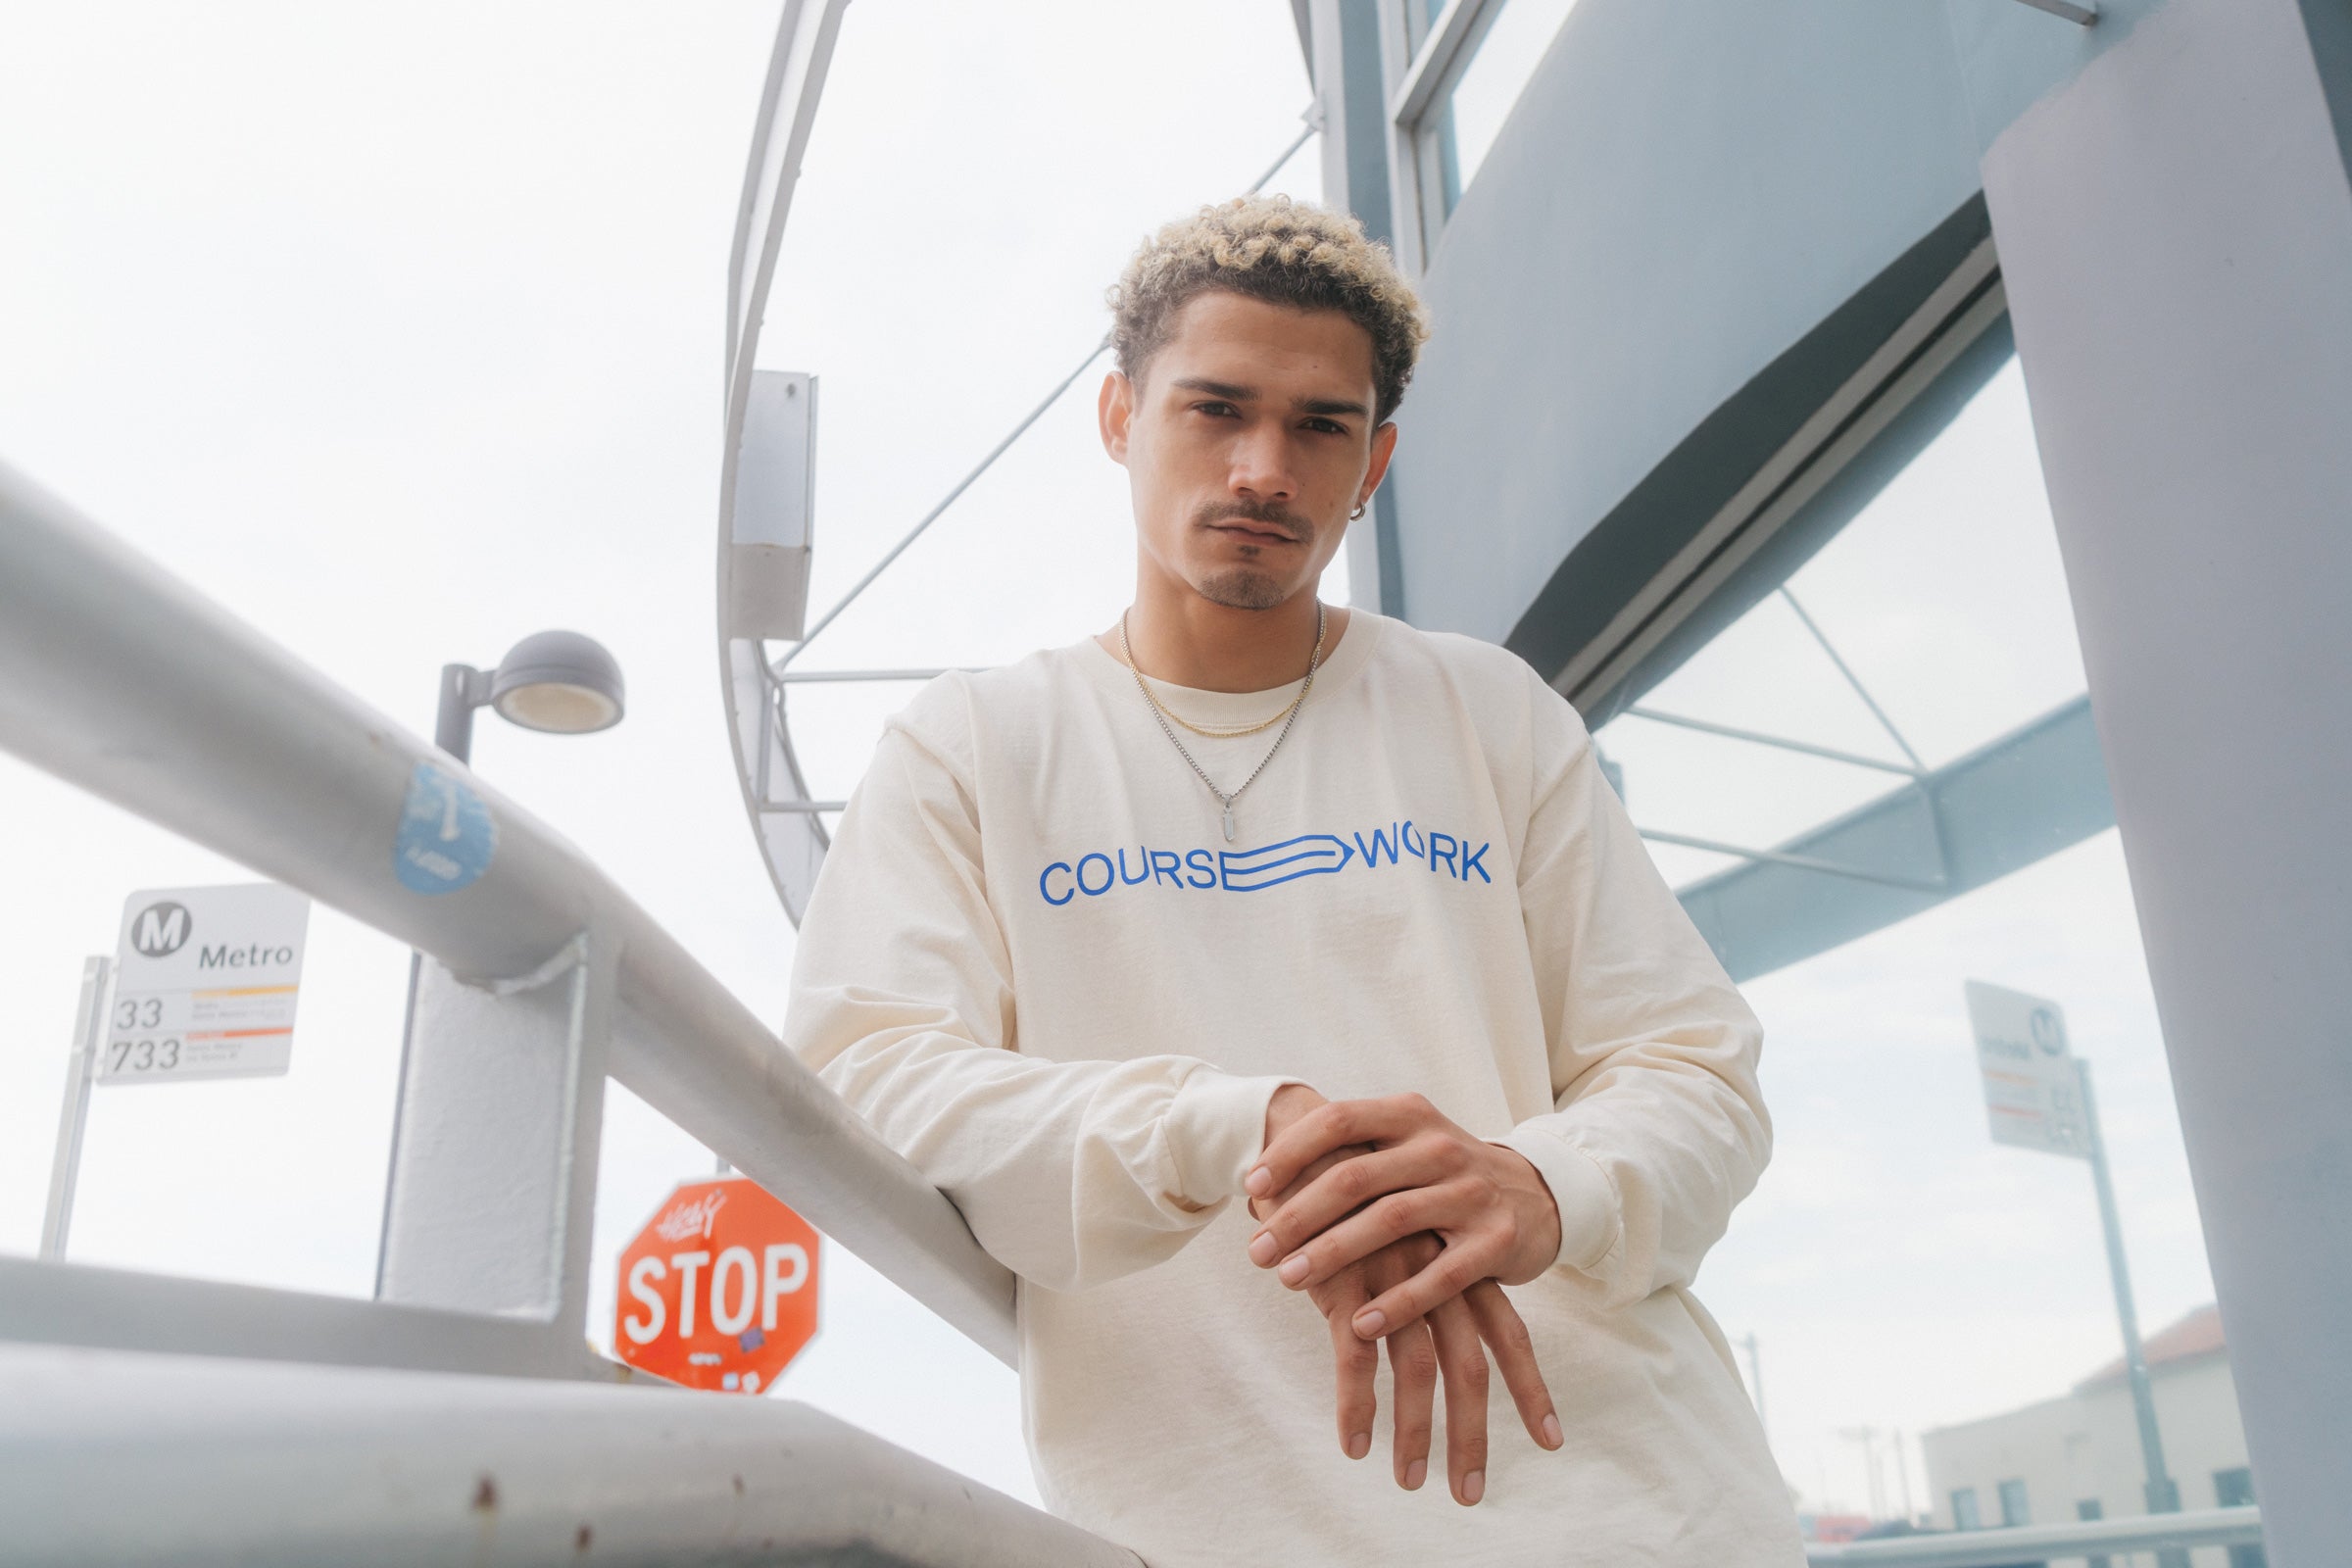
[{"xmin": 1120, "ymin": 662, "xmax": 1306, "ymax": 737}]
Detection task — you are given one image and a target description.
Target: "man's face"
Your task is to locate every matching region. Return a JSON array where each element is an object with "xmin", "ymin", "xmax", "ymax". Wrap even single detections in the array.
[{"xmin": 1100, "ymin": 290, "xmax": 1396, "ymax": 612}]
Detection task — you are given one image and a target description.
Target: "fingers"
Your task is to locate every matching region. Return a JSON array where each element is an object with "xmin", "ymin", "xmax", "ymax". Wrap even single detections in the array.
[
  {"xmin": 1325, "ymin": 1267, "xmax": 1378, "ymax": 1461},
  {"xmin": 1385, "ymin": 1315, "xmax": 1438, "ymax": 1492},
  {"xmin": 1266, "ymin": 1184, "xmax": 1464, "ymax": 1296},
  {"xmin": 1251, "ymin": 1142, "xmax": 1372, "ymax": 1224},
  {"xmin": 1246, "ymin": 1092, "xmax": 1447, "ymax": 1201},
  {"xmin": 1350, "ymin": 1234, "xmax": 1507, "ymax": 1339},
  {"xmin": 1466, "ymin": 1280, "xmax": 1562, "ymax": 1452},
  {"xmin": 1247, "ymin": 1143, "xmax": 1454, "ymax": 1269},
  {"xmin": 1428, "ymin": 1296, "xmax": 1491, "ymax": 1505}
]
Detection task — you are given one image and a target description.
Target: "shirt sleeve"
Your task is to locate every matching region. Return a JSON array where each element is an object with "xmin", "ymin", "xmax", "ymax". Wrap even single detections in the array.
[
  {"xmin": 783, "ymin": 712, "xmax": 1301, "ymax": 1295},
  {"xmin": 1490, "ymin": 667, "xmax": 1773, "ymax": 1311}
]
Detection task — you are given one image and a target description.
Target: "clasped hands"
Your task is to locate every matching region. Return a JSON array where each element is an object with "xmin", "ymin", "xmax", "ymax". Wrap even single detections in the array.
[{"xmin": 1244, "ymin": 1085, "xmax": 1566, "ymax": 1506}]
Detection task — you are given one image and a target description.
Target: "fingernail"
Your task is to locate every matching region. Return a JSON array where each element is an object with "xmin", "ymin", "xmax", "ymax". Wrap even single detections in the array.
[
  {"xmin": 1244, "ymin": 1167, "xmax": 1271, "ymax": 1196},
  {"xmin": 1403, "ymin": 1459, "xmax": 1427, "ymax": 1490},
  {"xmin": 1353, "ymin": 1307, "xmax": 1386, "ymax": 1337},
  {"xmin": 1277, "ymin": 1253, "xmax": 1309, "ymax": 1286},
  {"xmin": 1462, "ymin": 1470, "xmax": 1485, "ymax": 1505},
  {"xmin": 1542, "ymin": 1413, "xmax": 1563, "ymax": 1449},
  {"xmin": 1347, "ymin": 1432, "xmax": 1370, "ymax": 1460},
  {"xmin": 1248, "ymin": 1232, "xmax": 1278, "ymax": 1266}
]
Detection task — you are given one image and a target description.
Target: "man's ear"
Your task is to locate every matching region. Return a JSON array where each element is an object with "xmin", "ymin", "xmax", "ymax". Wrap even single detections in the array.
[
  {"xmin": 1099, "ymin": 369, "xmax": 1134, "ymax": 465},
  {"xmin": 1358, "ymin": 419, "xmax": 1400, "ymax": 506}
]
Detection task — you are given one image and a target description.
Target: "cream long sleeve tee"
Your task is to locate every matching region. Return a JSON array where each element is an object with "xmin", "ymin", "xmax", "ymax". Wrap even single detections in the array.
[{"xmin": 785, "ymin": 610, "xmax": 1802, "ymax": 1566}]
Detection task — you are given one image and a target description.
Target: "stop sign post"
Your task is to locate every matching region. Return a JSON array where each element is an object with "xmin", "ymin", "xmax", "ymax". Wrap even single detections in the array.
[{"xmin": 615, "ymin": 1177, "xmax": 819, "ymax": 1394}]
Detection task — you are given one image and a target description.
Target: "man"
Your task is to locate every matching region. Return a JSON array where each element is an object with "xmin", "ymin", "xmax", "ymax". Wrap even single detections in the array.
[{"xmin": 786, "ymin": 194, "xmax": 1800, "ymax": 1565}]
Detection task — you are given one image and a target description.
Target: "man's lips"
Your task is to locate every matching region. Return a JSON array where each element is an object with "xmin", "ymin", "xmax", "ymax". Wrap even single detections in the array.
[{"xmin": 1208, "ymin": 520, "xmax": 1302, "ymax": 544}]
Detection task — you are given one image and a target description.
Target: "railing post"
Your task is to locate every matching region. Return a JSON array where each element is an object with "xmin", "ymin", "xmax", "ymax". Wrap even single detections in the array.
[
  {"xmin": 37, "ymin": 956, "xmax": 110, "ymax": 1261},
  {"xmin": 375, "ymin": 931, "xmax": 612, "ymax": 1339}
]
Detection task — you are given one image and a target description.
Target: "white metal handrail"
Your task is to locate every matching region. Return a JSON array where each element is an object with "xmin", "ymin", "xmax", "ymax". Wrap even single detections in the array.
[
  {"xmin": 1805, "ymin": 1504, "xmax": 2262, "ymax": 1567},
  {"xmin": 0, "ymin": 1340, "xmax": 1141, "ymax": 1567},
  {"xmin": 0, "ymin": 458, "xmax": 1017, "ymax": 1366}
]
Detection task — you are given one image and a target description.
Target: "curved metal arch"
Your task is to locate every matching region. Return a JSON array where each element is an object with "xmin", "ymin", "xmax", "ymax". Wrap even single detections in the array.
[{"xmin": 715, "ymin": 0, "xmax": 851, "ymax": 927}]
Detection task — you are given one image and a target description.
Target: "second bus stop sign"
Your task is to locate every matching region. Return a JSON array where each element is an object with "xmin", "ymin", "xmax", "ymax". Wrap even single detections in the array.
[{"xmin": 614, "ymin": 1176, "xmax": 820, "ymax": 1393}]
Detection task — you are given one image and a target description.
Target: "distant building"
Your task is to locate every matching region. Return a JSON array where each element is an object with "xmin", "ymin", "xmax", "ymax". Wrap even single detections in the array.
[{"xmin": 1921, "ymin": 1305, "xmax": 2262, "ymax": 1567}]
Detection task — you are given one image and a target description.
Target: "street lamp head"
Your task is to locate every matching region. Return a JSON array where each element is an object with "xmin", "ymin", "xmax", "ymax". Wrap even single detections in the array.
[{"xmin": 489, "ymin": 629, "xmax": 625, "ymax": 735}]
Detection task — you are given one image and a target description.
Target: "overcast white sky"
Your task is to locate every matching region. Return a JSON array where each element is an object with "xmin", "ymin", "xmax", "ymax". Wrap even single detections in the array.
[{"xmin": 0, "ymin": 0, "xmax": 2218, "ymax": 1524}]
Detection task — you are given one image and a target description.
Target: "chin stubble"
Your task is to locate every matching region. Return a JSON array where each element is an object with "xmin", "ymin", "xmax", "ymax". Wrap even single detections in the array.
[
  {"xmin": 1189, "ymin": 499, "xmax": 1314, "ymax": 611},
  {"xmin": 1196, "ymin": 567, "xmax": 1290, "ymax": 611}
]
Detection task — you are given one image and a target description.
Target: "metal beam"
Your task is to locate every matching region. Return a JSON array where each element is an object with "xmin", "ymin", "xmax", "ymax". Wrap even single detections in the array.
[
  {"xmin": 1641, "ymin": 828, "xmax": 1945, "ymax": 895},
  {"xmin": 1675, "ymin": 695, "xmax": 2113, "ymax": 982},
  {"xmin": 1623, "ymin": 706, "xmax": 1923, "ymax": 777},
  {"xmin": 1386, "ymin": 0, "xmax": 1502, "ymax": 130},
  {"xmin": 1780, "ymin": 585, "xmax": 1926, "ymax": 770},
  {"xmin": 0, "ymin": 1342, "xmax": 1143, "ymax": 1568}
]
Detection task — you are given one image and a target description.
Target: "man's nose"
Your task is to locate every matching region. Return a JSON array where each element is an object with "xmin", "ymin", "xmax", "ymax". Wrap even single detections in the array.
[{"xmin": 1228, "ymin": 422, "xmax": 1298, "ymax": 503}]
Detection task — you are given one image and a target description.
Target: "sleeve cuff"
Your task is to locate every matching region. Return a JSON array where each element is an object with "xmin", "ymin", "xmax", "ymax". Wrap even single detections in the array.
[
  {"xmin": 1165, "ymin": 1070, "xmax": 1307, "ymax": 1208},
  {"xmin": 1493, "ymin": 1129, "xmax": 1619, "ymax": 1275}
]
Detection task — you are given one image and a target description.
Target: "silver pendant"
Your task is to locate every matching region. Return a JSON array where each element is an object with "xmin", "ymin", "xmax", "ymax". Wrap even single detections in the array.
[{"xmin": 1222, "ymin": 804, "xmax": 1236, "ymax": 842}]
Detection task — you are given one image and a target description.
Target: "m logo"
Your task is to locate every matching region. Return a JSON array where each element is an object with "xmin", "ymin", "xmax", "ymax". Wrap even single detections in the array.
[{"xmin": 130, "ymin": 901, "xmax": 191, "ymax": 958}]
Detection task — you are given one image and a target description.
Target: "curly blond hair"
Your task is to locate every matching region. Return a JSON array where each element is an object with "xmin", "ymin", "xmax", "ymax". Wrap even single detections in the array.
[{"xmin": 1106, "ymin": 194, "xmax": 1430, "ymax": 424}]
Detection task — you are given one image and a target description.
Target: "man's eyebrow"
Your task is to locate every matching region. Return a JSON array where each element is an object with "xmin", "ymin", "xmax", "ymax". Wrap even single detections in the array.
[
  {"xmin": 1170, "ymin": 376, "xmax": 1254, "ymax": 401},
  {"xmin": 1170, "ymin": 376, "xmax": 1370, "ymax": 419}
]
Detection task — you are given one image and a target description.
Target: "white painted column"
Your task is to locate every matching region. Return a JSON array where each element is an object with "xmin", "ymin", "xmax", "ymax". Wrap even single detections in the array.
[{"xmin": 1983, "ymin": 0, "xmax": 2352, "ymax": 1560}]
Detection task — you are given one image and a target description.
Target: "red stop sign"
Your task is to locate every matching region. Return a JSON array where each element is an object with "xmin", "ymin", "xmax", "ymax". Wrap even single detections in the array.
[{"xmin": 614, "ymin": 1176, "xmax": 820, "ymax": 1393}]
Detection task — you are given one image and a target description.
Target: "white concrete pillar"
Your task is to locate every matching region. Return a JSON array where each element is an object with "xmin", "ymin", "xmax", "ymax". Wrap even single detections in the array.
[{"xmin": 1983, "ymin": 0, "xmax": 2352, "ymax": 1559}]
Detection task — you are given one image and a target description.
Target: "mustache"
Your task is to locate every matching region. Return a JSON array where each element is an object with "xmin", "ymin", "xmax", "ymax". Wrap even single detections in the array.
[{"xmin": 1193, "ymin": 500, "xmax": 1311, "ymax": 541}]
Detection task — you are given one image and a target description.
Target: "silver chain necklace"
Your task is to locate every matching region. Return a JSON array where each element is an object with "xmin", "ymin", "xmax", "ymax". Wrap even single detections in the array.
[{"xmin": 1119, "ymin": 603, "xmax": 1324, "ymax": 843}]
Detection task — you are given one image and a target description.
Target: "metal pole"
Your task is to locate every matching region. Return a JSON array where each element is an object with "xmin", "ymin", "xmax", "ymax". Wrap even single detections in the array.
[
  {"xmin": 432, "ymin": 663, "xmax": 482, "ymax": 763},
  {"xmin": 2079, "ymin": 1058, "xmax": 2187, "ymax": 1568},
  {"xmin": 377, "ymin": 663, "xmax": 483, "ymax": 1296},
  {"xmin": 38, "ymin": 956, "xmax": 110, "ymax": 1260},
  {"xmin": 1779, "ymin": 587, "xmax": 1927, "ymax": 772}
]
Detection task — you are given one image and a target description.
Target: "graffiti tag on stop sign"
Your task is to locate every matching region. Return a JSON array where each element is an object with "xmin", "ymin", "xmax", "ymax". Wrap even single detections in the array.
[{"xmin": 614, "ymin": 1176, "xmax": 820, "ymax": 1393}]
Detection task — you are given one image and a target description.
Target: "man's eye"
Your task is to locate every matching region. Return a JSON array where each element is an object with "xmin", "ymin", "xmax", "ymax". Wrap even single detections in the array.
[
  {"xmin": 1195, "ymin": 402, "xmax": 1239, "ymax": 417},
  {"xmin": 1303, "ymin": 418, "xmax": 1347, "ymax": 435}
]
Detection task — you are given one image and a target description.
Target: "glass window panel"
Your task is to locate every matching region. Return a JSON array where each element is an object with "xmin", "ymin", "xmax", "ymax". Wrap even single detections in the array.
[{"xmin": 1432, "ymin": 0, "xmax": 1584, "ymax": 213}]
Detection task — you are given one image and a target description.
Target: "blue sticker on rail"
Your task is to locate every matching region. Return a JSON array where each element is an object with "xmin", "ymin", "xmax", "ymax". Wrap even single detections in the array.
[{"xmin": 394, "ymin": 760, "xmax": 497, "ymax": 894}]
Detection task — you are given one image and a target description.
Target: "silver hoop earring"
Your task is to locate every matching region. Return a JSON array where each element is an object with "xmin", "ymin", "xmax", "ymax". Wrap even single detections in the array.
[{"xmin": 1349, "ymin": 503, "xmax": 1367, "ymax": 520}]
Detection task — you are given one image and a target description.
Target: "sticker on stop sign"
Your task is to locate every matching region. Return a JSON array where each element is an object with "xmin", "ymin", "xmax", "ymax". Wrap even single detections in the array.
[{"xmin": 614, "ymin": 1176, "xmax": 820, "ymax": 1393}]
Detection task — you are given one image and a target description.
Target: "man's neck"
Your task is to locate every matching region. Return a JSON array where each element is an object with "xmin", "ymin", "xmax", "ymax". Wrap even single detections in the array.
[{"xmin": 1102, "ymin": 581, "xmax": 1350, "ymax": 693}]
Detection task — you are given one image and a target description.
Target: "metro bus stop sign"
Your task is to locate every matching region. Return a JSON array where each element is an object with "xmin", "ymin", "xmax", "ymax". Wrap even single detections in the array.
[{"xmin": 614, "ymin": 1176, "xmax": 820, "ymax": 1393}]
